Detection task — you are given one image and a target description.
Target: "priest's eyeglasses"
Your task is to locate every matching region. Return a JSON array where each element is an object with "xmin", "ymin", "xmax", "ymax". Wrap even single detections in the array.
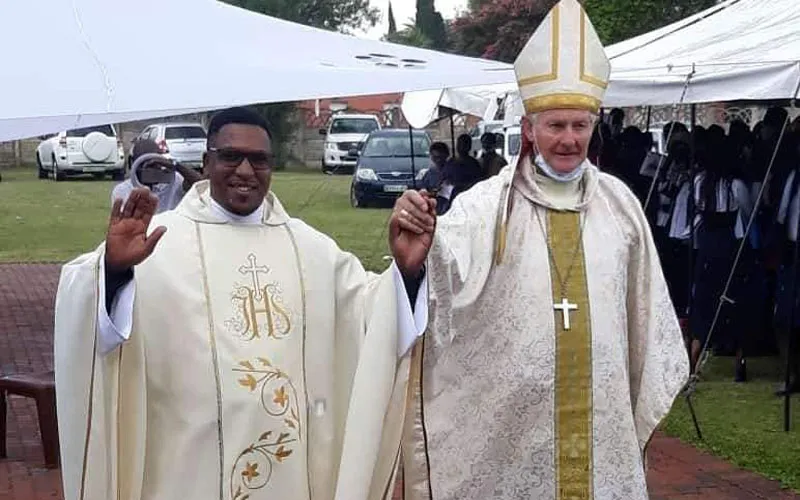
[{"xmin": 208, "ymin": 147, "xmax": 273, "ymax": 171}]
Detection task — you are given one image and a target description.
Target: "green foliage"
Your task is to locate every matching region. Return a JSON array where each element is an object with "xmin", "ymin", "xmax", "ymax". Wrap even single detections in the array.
[
  {"xmin": 222, "ymin": 0, "xmax": 379, "ymax": 33},
  {"xmin": 583, "ymin": 0, "xmax": 719, "ymax": 45},
  {"xmin": 450, "ymin": 0, "xmax": 720, "ymax": 62},
  {"xmin": 388, "ymin": 1, "xmax": 397, "ymax": 35},
  {"xmin": 415, "ymin": 0, "xmax": 448, "ymax": 50},
  {"xmin": 219, "ymin": 0, "xmax": 380, "ymax": 168}
]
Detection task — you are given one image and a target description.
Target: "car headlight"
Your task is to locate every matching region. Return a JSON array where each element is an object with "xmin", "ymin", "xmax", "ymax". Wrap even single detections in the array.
[
  {"xmin": 325, "ymin": 142, "xmax": 338, "ymax": 151},
  {"xmin": 415, "ymin": 168, "xmax": 428, "ymax": 181},
  {"xmin": 356, "ymin": 168, "xmax": 378, "ymax": 181}
]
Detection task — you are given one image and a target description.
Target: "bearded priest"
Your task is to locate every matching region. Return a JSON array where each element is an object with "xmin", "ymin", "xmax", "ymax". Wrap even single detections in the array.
[{"xmin": 391, "ymin": 0, "xmax": 690, "ymax": 498}]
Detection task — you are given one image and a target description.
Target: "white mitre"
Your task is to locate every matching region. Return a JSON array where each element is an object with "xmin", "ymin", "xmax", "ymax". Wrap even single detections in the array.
[
  {"xmin": 514, "ymin": 0, "xmax": 610, "ymax": 114},
  {"xmin": 493, "ymin": 0, "xmax": 611, "ymax": 265}
]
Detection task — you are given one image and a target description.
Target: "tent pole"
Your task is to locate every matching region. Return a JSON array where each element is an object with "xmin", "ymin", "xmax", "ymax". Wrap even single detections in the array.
[
  {"xmin": 409, "ymin": 125, "xmax": 417, "ymax": 190},
  {"xmin": 449, "ymin": 109, "xmax": 456, "ymax": 154},
  {"xmin": 645, "ymin": 106, "xmax": 652, "ymax": 131},
  {"xmin": 785, "ymin": 206, "xmax": 799, "ymax": 432}
]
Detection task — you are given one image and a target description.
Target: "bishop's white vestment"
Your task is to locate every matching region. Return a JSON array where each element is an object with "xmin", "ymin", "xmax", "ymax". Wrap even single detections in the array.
[
  {"xmin": 400, "ymin": 160, "xmax": 690, "ymax": 499},
  {"xmin": 54, "ymin": 181, "xmax": 425, "ymax": 500}
]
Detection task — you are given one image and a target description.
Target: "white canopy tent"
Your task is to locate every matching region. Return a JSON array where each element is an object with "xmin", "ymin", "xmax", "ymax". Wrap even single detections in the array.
[
  {"xmin": 604, "ymin": 0, "xmax": 800, "ymax": 107},
  {"xmin": 401, "ymin": 0, "xmax": 800, "ymax": 128},
  {"xmin": 0, "ymin": 0, "xmax": 514, "ymax": 142}
]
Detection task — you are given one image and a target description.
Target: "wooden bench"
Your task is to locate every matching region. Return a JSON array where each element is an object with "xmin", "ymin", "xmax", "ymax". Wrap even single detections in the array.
[{"xmin": 0, "ymin": 371, "xmax": 59, "ymax": 468}]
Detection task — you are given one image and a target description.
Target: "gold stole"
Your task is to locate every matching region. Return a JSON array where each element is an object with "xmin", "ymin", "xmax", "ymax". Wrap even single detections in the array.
[{"xmin": 548, "ymin": 211, "xmax": 593, "ymax": 499}]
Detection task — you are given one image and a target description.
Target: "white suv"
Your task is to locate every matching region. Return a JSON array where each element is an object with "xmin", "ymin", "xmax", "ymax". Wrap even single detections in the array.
[
  {"xmin": 36, "ymin": 124, "xmax": 125, "ymax": 181},
  {"xmin": 129, "ymin": 123, "xmax": 207, "ymax": 171},
  {"xmin": 319, "ymin": 114, "xmax": 381, "ymax": 174}
]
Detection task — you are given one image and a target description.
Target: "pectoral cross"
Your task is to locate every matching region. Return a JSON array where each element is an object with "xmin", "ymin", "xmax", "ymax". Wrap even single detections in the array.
[
  {"xmin": 554, "ymin": 298, "xmax": 578, "ymax": 331},
  {"xmin": 239, "ymin": 254, "xmax": 270, "ymax": 300}
]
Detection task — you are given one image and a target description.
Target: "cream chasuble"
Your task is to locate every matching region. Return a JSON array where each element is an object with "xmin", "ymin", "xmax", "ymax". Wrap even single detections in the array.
[
  {"xmin": 401, "ymin": 159, "xmax": 689, "ymax": 499},
  {"xmin": 54, "ymin": 182, "xmax": 411, "ymax": 500}
]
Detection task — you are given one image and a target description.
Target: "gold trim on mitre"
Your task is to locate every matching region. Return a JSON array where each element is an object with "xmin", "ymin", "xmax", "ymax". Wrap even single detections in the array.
[
  {"xmin": 514, "ymin": 0, "xmax": 610, "ymax": 114},
  {"xmin": 523, "ymin": 93, "xmax": 602, "ymax": 114}
]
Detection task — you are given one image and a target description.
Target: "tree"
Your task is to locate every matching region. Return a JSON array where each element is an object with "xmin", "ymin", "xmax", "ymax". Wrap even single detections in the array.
[
  {"xmin": 583, "ymin": 0, "xmax": 719, "ymax": 45},
  {"xmin": 224, "ymin": 0, "xmax": 379, "ymax": 34},
  {"xmin": 415, "ymin": 0, "xmax": 448, "ymax": 50},
  {"xmin": 450, "ymin": 0, "xmax": 552, "ymax": 63},
  {"xmin": 449, "ymin": 0, "xmax": 720, "ymax": 63},
  {"xmin": 220, "ymin": 0, "xmax": 380, "ymax": 167},
  {"xmin": 388, "ymin": 1, "xmax": 397, "ymax": 35}
]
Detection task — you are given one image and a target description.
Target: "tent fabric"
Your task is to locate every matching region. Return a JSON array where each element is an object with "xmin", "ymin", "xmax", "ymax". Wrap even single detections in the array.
[
  {"xmin": 604, "ymin": 0, "xmax": 800, "ymax": 106},
  {"xmin": 0, "ymin": 0, "xmax": 513, "ymax": 142},
  {"xmin": 401, "ymin": 83, "xmax": 518, "ymax": 129},
  {"xmin": 401, "ymin": 0, "xmax": 800, "ymax": 127}
]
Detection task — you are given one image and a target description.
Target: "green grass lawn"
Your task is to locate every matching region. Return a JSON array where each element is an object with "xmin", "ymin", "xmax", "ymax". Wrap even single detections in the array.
[
  {"xmin": 0, "ymin": 166, "xmax": 393, "ymax": 270},
  {"xmin": 1, "ymin": 165, "xmax": 799, "ymax": 490}
]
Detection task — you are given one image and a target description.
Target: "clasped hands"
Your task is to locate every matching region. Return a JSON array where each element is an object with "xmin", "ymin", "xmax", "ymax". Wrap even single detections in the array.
[{"xmin": 388, "ymin": 190, "xmax": 438, "ymax": 281}]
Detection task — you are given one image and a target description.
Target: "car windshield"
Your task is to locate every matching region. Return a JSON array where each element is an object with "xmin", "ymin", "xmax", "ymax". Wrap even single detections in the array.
[
  {"xmin": 67, "ymin": 125, "xmax": 114, "ymax": 137},
  {"xmin": 165, "ymin": 126, "xmax": 206, "ymax": 140},
  {"xmin": 330, "ymin": 118, "xmax": 379, "ymax": 134},
  {"xmin": 508, "ymin": 133, "xmax": 521, "ymax": 156},
  {"xmin": 362, "ymin": 135, "xmax": 431, "ymax": 158}
]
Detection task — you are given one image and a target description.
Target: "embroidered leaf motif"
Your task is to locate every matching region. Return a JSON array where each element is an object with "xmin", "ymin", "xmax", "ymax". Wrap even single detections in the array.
[
  {"xmin": 291, "ymin": 407, "xmax": 299, "ymax": 421},
  {"xmin": 274, "ymin": 446, "xmax": 293, "ymax": 462},
  {"xmin": 273, "ymin": 386, "xmax": 289, "ymax": 407},
  {"xmin": 257, "ymin": 357, "xmax": 272, "ymax": 367},
  {"xmin": 239, "ymin": 360, "xmax": 255, "ymax": 370},
  {"xmin": 238, "ymin": 374, "xmax": 258, "ymax": 392},
  {"xmin": 277, "ymin": 432, "xmax": 290, "ymax": 444},
  {"xmin": 259, "ymin": 431, "xmax": 272, "ymax": 441},
  {"xmin": 285, "ymin": 418, "xmax": 296, "ymax": 429},
  {"xmin": 242, "ymin": 462, "xmax": 260, "ymax": 481}
]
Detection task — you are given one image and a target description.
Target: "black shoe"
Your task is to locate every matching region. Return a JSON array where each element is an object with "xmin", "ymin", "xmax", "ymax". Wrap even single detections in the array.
[
  {"xmin": 735, "ymin": 359, "xmax": 747, "ymax": 383},
  {"xmin": 775, "ymin": 381, "xmax": 800, "ymax": 396}
]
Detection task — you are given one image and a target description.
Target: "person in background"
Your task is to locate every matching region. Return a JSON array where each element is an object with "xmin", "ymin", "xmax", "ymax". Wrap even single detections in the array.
[
  {"xmin": 111, "ymin": 138, "xmax": 203, "ymax": 213},
  {"xmin": 420, "ymin": 141, "xmax": 454, "ymax": 214},
  {"xmin": 479, "ymin": 132, "xmax": 508, "ymax": 178},
  {"xmin": 444, "ymin": 133, "xmax": 483, "ymax": 201}
]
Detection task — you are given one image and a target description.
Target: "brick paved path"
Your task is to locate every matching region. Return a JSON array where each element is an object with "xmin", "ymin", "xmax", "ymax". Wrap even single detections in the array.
[{"xmin": 1, "ymin": 263, "xmax": 798, "ymax": 500}]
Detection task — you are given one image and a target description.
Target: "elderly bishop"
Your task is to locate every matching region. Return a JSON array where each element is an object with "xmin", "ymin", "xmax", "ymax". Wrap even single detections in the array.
[{"xmin": 392, "ymin": 1, "xmax": 689, "ymax": 498}]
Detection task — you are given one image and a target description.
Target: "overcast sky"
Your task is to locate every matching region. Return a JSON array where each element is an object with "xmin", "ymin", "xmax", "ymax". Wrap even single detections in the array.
[{"xmin": 360, "ymin": 0, "xmax": 470, "ymax": 40}]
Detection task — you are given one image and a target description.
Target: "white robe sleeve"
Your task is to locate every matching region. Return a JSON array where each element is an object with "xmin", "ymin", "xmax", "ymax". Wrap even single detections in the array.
[
  {"xmin": 97, "ymin": 255, "xmax": 136, "ymax": 356},
  {"xmin": 626, "ymin": 197, "xmax": 690, "ymax": 453},
  {"xmin": 392, "ymin": 262, "xmax": 428, "ymax": 358}
]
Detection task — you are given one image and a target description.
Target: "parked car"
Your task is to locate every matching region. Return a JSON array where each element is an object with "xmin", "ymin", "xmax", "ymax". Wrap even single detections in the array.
[
  {"xmin": 350, "ymin": 129, "xmax": 431, "ymax": 208},
  {"xmin": 36, "ymin": 124, "xmax": 125, "ymax": 181},
  {"xmin": 320, "ymin": 114, "xmax": 381, "ymax": 174},
  {"xmin": 129, "ymin": 122, "xmax": 207, "ymax": 171}
]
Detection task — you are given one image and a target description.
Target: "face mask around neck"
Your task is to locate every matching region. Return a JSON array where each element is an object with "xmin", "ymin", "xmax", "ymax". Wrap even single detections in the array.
[{"xmin": 533, "ymin": 154, "xmax": 586, "ymax": 183}]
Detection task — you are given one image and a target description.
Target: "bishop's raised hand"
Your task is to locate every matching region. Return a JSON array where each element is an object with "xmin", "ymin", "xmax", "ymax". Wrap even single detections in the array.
[
  {"xmin": 105, "ymin": 188, "xmax": 167, "ymax": 273},
  {"xmin": 389, "ymin": 189, "xmax": 437, "ymax": 279}
]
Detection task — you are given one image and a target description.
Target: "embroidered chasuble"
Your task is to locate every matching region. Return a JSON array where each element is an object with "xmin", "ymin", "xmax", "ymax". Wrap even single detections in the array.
[
  {"xmin": 401, "ymin": 160, "xmax": 689, "ymax": 499},
  {"xmin": 54, "ymin": 182, "xmax": 410, "ymax": 500}
]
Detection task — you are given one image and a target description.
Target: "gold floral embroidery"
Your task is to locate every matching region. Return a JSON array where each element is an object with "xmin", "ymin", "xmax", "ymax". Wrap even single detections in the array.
[
  {"xmin": 225, "ymin": 254, "xmax": 292, "ymax": 341},
  {"xmin": 231, "ymin": 357, "xmax": 301, "ymax": 498}
]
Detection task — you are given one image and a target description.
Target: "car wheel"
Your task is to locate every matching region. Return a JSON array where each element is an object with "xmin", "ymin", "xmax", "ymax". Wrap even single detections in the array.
[
  {"xmin": 350, "ymin": 185, "xmax": 366, "ymax": 208},
  {"xmin": 51, "ymin": 155, "xmax": 64, "ymax": 181},
  {"xmin": 36, "ymin": 154, "xmax": 47, "ymax": 179}
]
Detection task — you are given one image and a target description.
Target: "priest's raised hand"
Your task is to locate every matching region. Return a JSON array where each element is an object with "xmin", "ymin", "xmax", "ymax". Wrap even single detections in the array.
[
  {"xmin": 105, "ymin": 187, "xmax": 167, "ymax": 272},
  {"xmin": 389, "ymin": 189, "xmax": 437, "ymax": 278}
]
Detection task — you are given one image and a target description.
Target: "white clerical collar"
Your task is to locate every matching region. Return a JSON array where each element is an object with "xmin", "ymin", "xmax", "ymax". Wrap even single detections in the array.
[{"xmin": 209, "ymin": 197, "xmax": 265, "ymax": 225}]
